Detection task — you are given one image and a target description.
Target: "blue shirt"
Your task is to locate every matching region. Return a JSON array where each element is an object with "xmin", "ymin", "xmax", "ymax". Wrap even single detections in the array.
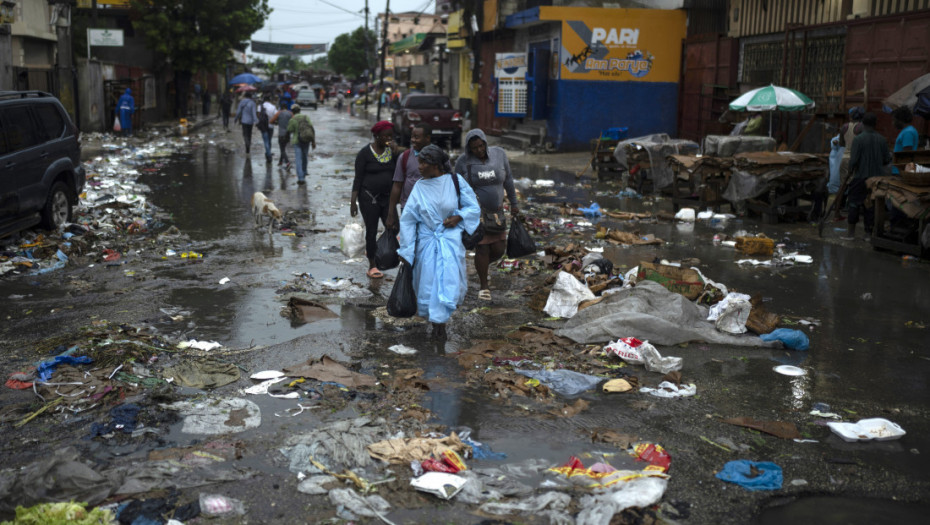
[{"xmin": 892, "ymin": 125, "xmax": 918, "ymax": 174}]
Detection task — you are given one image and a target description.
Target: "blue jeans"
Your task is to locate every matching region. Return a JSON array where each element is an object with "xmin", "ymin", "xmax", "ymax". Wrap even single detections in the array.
[
  {"xmin": 294, "ymin": 142, "xmax": 310, "ymax": 181},
  {"xmin": 261, "ymin": 129, "xmax": 273, "ymax": 159}
]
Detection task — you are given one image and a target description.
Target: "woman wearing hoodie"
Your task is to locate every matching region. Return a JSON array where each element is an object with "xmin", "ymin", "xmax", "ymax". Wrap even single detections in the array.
[{"xmin": 453, "ymin": 129, "xmax": 519, "ymax": 301}]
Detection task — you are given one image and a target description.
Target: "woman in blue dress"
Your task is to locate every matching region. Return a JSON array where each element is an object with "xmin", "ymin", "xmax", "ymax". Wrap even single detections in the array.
[{"xmin": 397, "ymin": 145, "xmax": 480, "ymax": 337}]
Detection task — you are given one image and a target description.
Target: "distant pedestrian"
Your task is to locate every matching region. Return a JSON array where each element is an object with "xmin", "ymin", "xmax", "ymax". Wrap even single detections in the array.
[
  {"xmin": 233, "ymin": 91, "xmax": 258, "ymax": 155},
  {"xmin": 117, "ymin": 88, "xmax": 135, "ymax": 137},
  {"xmin": 845, "ymin": 112, "xmax": 891, "ymax": 240},
  {"xmin": 279, "ymin": 90, "xmax": 293, "ymax": 111},
  {"xmin": 336, "ymin": 91, "xmax": 345, "ymax": 112},
  {"xmin": 286, "ymin": 105, "xmax": 316, "ymax": 185},
  {"xmin": 270, "ymin": 102, "xmax": 293, "ymax": 170},
  {"xmin": 454, "ymin": 128, "xmax": 519, "ymax": 301},
  {"xmin": 259, "ymin": 95, "xmax": 277, "ymax": 164},
  {"xmin": 220, "ymin": 90, "xmax": 232, "ymax": 131},
  {"xmin": 352, "ymin": 121, "xmax": 397, "ymax": 279}
]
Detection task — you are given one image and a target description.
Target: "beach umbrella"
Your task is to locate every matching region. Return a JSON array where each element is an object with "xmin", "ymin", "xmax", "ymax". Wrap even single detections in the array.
[
  {"xmin": 228, "ymin": 72, "xmax": 261, "ymax": 85},
  {"xmin": 730, "ymin": 84, "xmax": 815, "ymax": 136}
]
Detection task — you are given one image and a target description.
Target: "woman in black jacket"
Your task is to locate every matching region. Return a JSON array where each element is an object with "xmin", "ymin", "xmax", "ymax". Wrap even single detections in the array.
[{"xmin": 352, "ymin": 120, "xmax": 397, "ymax": 278}]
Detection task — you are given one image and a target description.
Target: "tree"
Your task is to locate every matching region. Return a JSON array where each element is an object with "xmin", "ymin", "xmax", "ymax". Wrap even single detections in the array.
[
  {"xmin": 327, "ymin": 27, "xmax": 376, "ymax": 78},
  {"xmin": 130, "ymin": 0, "xmax": 271, "ymax": 117}
]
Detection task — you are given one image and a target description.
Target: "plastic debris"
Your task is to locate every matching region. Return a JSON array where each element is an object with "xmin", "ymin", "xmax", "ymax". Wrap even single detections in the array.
[
  {"xmin": 329, "ymin": 488, "xmax": 391, "ymax": 520},
  {"xmin": 674, "ymin": 208, "xmax": 696, "ymax": 222},
  {"xmin": 604, "ymin": 338, "xmax": 683, "ymax": 374},
  {"xmin": 602, "ymin": 378, "xmax": 635, "ymax": 393},
  {"xmin": 513, "ymin": 368, "xmax": 603, "ymax": 396},
  {"xmin": 773, "ymin": 365, "xmax": 806, "ymax": 376},
  {"xmin": 388, "ymin": 344, "xmax": 417, "ymax": 355},
  {"xmin": 199, "ymin": 494, "xmax": 245, "ymax": 517},
  {"xmin": 715, "ymin": 460, "xmax": 783, "ymax": 491},
  {"xmin": 544, "ymin": 271, "xmax": 596, "ymax": 318},
  {"xmin": 163, "ymin": 397, "xmax": 261, "ymax": 435},
  {"xmin": 760, "ymin": 328, "xmax": 810, "ymax": 350},
  {"xmin": 578, "ymin": 202, "xmax": 603, "ymax": 218},
  {"xmin": 827, "ymin": 418, "xmax": 906, "ymax": 442},
  {"xmin": 640, "ymin": 381, "xmax": 696, "ymax": 398},
  {"xmin": 177, "ymin": 339, "xmax": 222, "ymax": 351},
  {"xmin": 411, "ymin": 472, "xmax": 467, "ymax": 500}
]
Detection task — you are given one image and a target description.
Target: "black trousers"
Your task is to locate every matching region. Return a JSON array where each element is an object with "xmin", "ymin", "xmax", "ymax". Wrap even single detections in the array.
[
  {"xmin": 847, "ymin": 177, "xmax": 873, "ymax": 232},
  {"xmin": 358, "ymin": 191, "xmax": 390, "ymax": 261},
  {"xmin": 241, "ymin": 123, "xmax": 253, "ymax": 153},
  {"xmin": 278, "ymin": 136, "xmax": 290, "ymax": 163}
]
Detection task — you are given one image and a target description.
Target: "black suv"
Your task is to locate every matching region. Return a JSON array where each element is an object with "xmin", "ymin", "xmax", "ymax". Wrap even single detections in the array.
[{"xmin": 0, "ymin": 91, "xmax": 85, "ymax": 238}]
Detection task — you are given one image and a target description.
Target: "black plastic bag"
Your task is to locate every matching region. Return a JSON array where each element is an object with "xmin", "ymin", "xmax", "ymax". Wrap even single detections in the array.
[
  {"xmin": 506, "ymin": 217, "xmax": 537, "ymax": 258},
  {"xmin": 387, "ymin": 262, "xmax": 417, "ymax": 318},
  {"xmin": 374, "ymin": 230, "xmax": 400, "ymax": 270}
]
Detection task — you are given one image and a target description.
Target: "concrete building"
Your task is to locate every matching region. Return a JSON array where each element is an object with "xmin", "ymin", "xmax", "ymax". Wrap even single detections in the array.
[{"xmin": 2, "ymin": 0, "xmax": 58, "ymax": 92}]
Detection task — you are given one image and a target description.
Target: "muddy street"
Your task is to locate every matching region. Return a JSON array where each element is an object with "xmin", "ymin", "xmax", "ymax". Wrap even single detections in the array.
[{"xmin": 1, "ymin": 106, "xmax": 929, "ymax": 525}]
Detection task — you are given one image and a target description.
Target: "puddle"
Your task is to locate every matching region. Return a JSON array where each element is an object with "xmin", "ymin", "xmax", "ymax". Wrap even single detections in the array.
[{"xmin": 754, "ymin": 496, "xmax": 930, "ymax": 524}]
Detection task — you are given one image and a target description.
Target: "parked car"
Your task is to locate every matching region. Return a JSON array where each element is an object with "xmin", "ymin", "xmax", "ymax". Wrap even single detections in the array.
[
  {"xmin": 296, "ymin": 89, "xmax": 318, "ymax": 110},
  {"xmin": 391, "ymin": 94, "xmax": 463, "ymax": 148},
  {"xmin": 0, "ymin": 91, "xmax": 85, "ymax": 239}
]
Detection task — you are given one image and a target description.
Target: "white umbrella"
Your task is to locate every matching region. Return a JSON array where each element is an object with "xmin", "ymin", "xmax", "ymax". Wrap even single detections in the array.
[{"xmin": 730, "ymin": 84, "xmax": 815, "ymax": 136}]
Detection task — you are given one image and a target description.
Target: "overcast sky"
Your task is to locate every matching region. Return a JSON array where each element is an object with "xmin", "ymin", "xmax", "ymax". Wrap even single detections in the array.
[{"xmin": 251, "ymin": 0, "xmax": 436, "ymax": 61}]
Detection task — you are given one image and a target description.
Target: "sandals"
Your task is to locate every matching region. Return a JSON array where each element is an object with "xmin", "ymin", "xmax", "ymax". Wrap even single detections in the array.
[
  {"xmin": 478, "ymin": 289, "xmax": 491, "ymax": 301},
  {"xmin": 367, "ymin": 268, "xmax": 384, "ymax": 279}
]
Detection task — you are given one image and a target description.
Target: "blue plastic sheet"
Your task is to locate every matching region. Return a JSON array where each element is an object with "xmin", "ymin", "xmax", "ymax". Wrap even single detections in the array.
[
  {"xmin": 760, "ymin": 328, "xmax": 810, "ymax": 351},
  {"xmin": 578, "ymin": 202, "xmax": 602, "ymax": 218},
  {"xmin": 463, "ymin": 437, "xmax": 507, "ymax": 460},
  {"xmin": 716, "ymin": 460, "xmax": 782, "ymax": 491},
  {"xmin": 514, "ymin": 368, "xmax": 603, "ymax": 396},
  {"xmin": 36, "ymin": 355, "xmax": 93, "ymax": 382}
]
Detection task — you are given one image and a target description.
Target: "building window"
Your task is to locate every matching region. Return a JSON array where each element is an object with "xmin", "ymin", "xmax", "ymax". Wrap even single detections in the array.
[{"xmin": 497, "ymin": 78, "xmax": 526, "ymax": 116}]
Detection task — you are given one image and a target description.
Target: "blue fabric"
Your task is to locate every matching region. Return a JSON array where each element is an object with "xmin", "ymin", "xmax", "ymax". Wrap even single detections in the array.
[
  {"xmin": 892, "ymin": 125, "xmax": 919, "ymax": 174},
  {"xmin": 463, "ymin": 437, "xmax": 507, "ymax": 460},
  {"xmin": 280, "ymin": 92, "xmax": 293, "ymax": 110},
  {"xmin": 398, "ymin": 174, "xmax": 480, "ymax": 323},
  {"xmin": 118, "ymin": 90, "xmax": 134, "ymax": 134},
  {"xmin": 86, "ymin": 403, "xmax": 141, "ymax": 439},
  {"xmin": 760, "ymin": 328, "xmax": 810, "ymax": 351},
  {"xmin": 261, "ymin": 129, "xmax": 273, "ymax": 157},
  {"xmin": 578, "ymin": 202, "xmax": 602, "ymax": 217},
  {"xmin": 716, "ymin": 460, "xmax": 782, "ymax": 491},
  {"xmin": 36, "ymin": 355, "xmax": 93, "ymax": 382},
  {"xmin": 294, "ymin": 142, "xmax": 310, "ymax": 181},
  {"xmin": 235, "ymin": 98, "xmax": 258, "ymax": 125}
]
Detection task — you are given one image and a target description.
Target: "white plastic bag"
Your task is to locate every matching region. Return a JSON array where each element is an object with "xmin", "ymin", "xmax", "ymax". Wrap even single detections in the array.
[
  {"xmin": 544, "ymin": 271, "xmax": 595, "ymax": 318},
  {"xmin": 340, "ymin": 218, "xmax": 365, "ymax": 257},
  {"xmin": 673, "ymin": 208, "xmax": 695, "ymax": 222},
  {"xmin": 640, "ymin": 381, "xmax": 697, "ymax": 398},
  {"xmin": 715, "ymin": 297, "xmax": 751, "ymax": 334},
  {"xmin": 604, "ymin": 337, "xmax": 682, "ymax": 374}
]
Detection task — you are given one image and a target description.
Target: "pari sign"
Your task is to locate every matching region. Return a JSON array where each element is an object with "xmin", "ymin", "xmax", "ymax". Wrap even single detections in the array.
[
  {"xmin": 554, "ymin": 7, "xmax": 685, "ymax": 82},
  {"xmin": 494, "ymin": 53, "xmax": 527, "ymax": 79}
]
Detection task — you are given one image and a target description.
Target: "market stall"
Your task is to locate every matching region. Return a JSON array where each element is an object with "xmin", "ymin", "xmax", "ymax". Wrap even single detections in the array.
[
  {"xmin": 868, "ymin": 174, "xmax": 930, "ymax": 256},
  {"xmin": 610, "ymin": 134, "xmax": 699, "ymax": 193}
]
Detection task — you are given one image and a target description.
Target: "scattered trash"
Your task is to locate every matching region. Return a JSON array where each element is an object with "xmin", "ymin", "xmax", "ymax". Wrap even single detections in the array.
[
  {"xmin": 636, "ymin": 261, "xmax": 705, "ymax": 300},
  {"xmin": 773, "ymin": 365, "xmax": 806, "ymax": 376},
  {"xmin": 163, "ymin": 397, "xmax": 261, "ymax": 435},
  {"xmin": 2, "ymin": 501, "xmax": 114, "ymax": 524},
  {"xmin": 250, "ymin": 370, "xmax": 285, "ymax": 380},
  {"xmin": 161, "ymin": 358, "xmax": 241, "ymax": 389},
  {"xmin": 328, "ymin": 488, "xmax": 391, "ymax": 520},
  {"xmin": 286, "ymin": 297, "xmax": 339, "ymax": 323},
  {"xmin": 760, "ymin": 328, "xmax": 810, "ymax": 350},
  {"xmin": 640, "ymin": 381, "xmax": 697, "ymax": 398},
  {"xmin": 411, "ymin": 472, "xmax": 467, "ymax": 500},
  {"xmin": 602, "ymin": 378, "xmax": 636, "ymax": 393},
  {"xmin": 339, "ymin": 218, "xmax": 365, "ymax": 257},
  {"xmin": 199, "ymin": 493, "xmax": 245, "ymax": 517},
  {"xmin": 735, "ymin": 235, "xmax": 775, "ymax": 257},
  {"xmin": 604, "ymin": 337, "xmax": 683, "ymax": 374},
  {"xmin": 579, "ymin": 202, "xmax": 603, "ymax": 218},
  {"xmin": 283, "ymin": 356, "xmax": 376, "ymax": 388},
  {"xmin": 827, "ymin": 418, "xmax": 906, "ymax": 442},
  {"xmin": 513, "ymin": 367, "xmax": 603, "ymax": 396},
  {"xmin": 387, "ymin": 344, "xmax": 417, "ymax": 355},
  {"xmin": 219, "ymin": 276, "xmax": 231, "ymax": 284},
  {"xmin": 177, "ymin": 339, "xmax": 222, "ymax": 351},
  {"xmin": 674, "ymin": 208, "xmax": 696, "ymax": 222},
  {"xmin": 367, "ymin": 433, "xmax": 469, "ymax": 464},
  {"xmin": 543, "ymin": 271, "xmax": 596, "ymax": 318},
  {"xmin": 715, "ymin": 460, "xmax": 783, "ymax": 491}
]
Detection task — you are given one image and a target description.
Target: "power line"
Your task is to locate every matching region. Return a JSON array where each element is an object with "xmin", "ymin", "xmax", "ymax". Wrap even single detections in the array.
[{"xmin": 315, "ymin": 0, "xmax": 366, "ymax": 18}]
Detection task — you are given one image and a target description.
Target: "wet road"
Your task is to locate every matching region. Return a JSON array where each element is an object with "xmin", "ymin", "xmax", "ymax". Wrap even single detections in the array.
[{"xmin": 1, "ymin": 105, "xmax": 929, "ymax": 523}]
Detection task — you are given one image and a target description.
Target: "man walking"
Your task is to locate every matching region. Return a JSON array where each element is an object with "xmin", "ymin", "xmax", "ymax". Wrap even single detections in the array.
[
  {"xmin": 270, "ymin": 101, "xmax": 293, "ymax": 170},
  {"xmin": 286, "ymin": 105, "xmax": 316, "ymax": 185},
  {"xmin": 385, "ymin": 123, "xmax": 452, "ymax": 230},
  {"xmin": 220, "ymin": 90, "xmax": 232, "ymax": 131},
  {"xmin": 259, "ymin": 95, "xmax": 277, "ymax": 164},
  {"xmin": 234, "ymin": 91, "xmax": 258, "ymax": 155},
  {"xmin": 845, "ymin": 112, "xmax": 891, "ymax": 240}
]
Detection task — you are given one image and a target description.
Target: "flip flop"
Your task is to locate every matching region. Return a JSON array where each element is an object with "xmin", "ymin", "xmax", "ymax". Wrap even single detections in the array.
[
  {"xmin": 367, "ymin": 268, "xmax": 384, "ymax": 279},
  {"xmin": 478, "ymin": 289, "xmax": 491, "ymax": 301}
]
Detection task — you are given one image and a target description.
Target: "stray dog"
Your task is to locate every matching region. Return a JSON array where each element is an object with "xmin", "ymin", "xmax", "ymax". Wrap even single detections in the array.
[{"xmin": 251, "ymin": 192, "xmax": 283, "ymax": 233}]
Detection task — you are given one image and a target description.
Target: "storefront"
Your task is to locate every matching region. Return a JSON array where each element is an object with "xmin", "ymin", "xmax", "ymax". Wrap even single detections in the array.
[{"xmin": 503, "ymin": 6, "xmax": 687, "ymax": 150}]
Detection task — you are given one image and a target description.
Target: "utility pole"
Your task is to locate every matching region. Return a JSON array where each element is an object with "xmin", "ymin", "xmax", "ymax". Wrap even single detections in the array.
[
  {"xmin": 364, "ymin": 0, "xmax": 369, "ymax": 112},
  {"xmin": 376, "ymin": 0, "xmax": 390, "ymax": 121},
  {"xmin": 50, "ymin": 1, "xmax": 76, "ymax": 120}
]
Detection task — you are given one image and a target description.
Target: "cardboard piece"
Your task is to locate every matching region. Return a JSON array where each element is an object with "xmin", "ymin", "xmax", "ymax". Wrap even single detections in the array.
[{"xmin": 282, "ymin": 356, "xmax": 376, "ymax": 388}]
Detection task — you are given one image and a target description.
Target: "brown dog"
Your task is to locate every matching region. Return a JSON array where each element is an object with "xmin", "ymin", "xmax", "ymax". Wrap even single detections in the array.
[{"xmin": 251, "ymin": 192, "xmax": 283, "ymax": 233}]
